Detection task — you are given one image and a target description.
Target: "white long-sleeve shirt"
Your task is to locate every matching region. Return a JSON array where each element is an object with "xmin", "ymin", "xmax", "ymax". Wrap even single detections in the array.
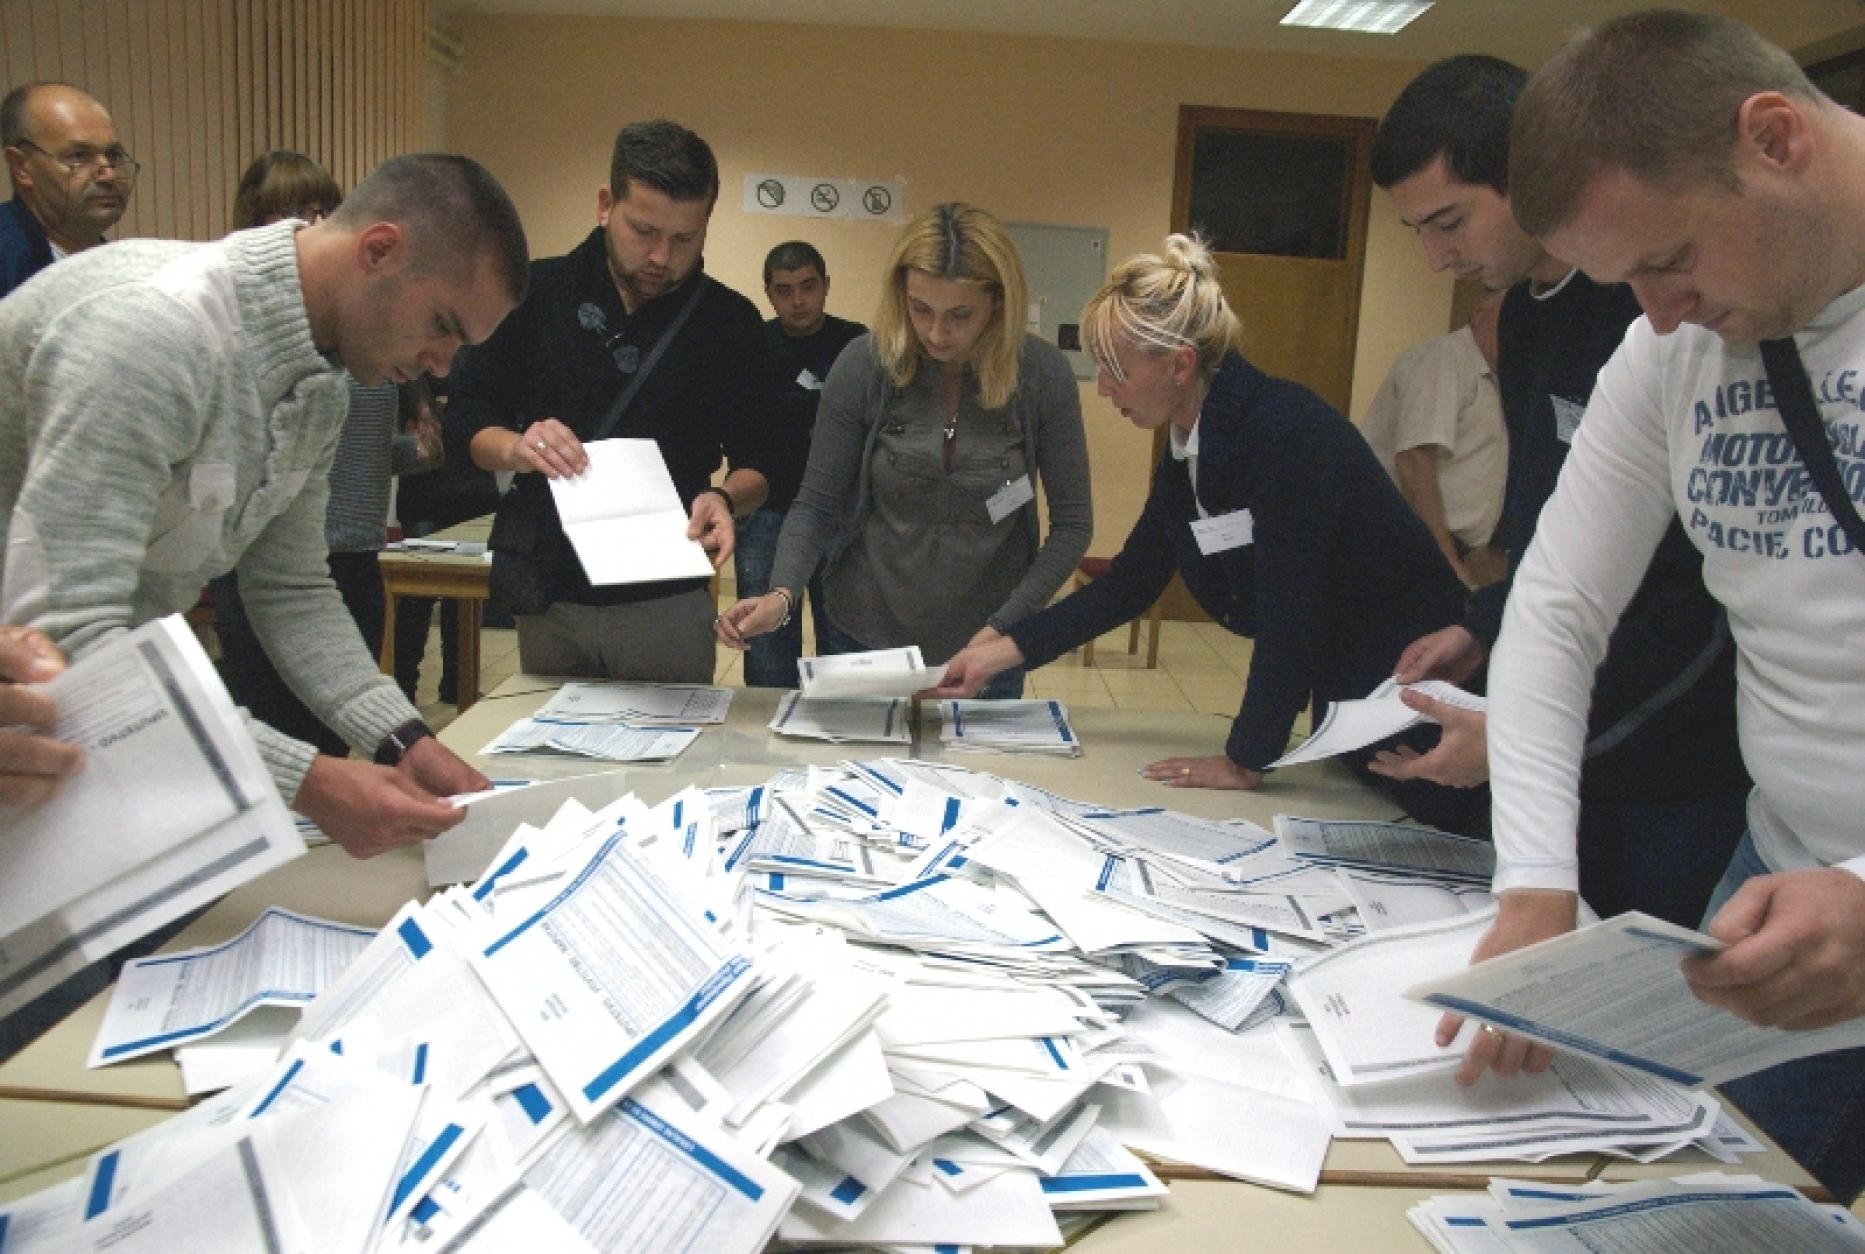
[{"xmin": 1489, "ymin": 283, "xmax": 1865, "ymax": 894}]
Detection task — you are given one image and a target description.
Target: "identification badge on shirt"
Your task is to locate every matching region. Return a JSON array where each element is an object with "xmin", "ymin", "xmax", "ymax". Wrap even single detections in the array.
[
  {"xmin": 986, "ymin": 475, "xmax": 1035, "ymax": 524},
  {"xmin": 1551, "ymin": 394, "xmax": 1585, "ymax": 445},
  {"xmin": 796, "ymin": 368, "xmax": 824, "ymax": 391},
  {"xmin": 1191, "ymin": 508, "xmax": 1254, "ymax": 555}
]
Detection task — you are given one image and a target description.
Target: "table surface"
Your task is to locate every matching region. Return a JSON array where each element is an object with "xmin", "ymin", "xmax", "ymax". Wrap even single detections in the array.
[
  {"xmin": 378, "ymin": 515, "xmax": 493, "ymax": 575},
  {"xmin": 0, "ymin": 675, "xmax": 1821, "ymax": 1227}
]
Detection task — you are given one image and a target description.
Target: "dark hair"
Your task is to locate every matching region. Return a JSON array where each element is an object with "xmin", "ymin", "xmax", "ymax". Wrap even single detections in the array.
[
  {"xmin": 1371, "ymin": 55, "xmax": 1529, "ymax": 194},
  {"xmin": 330, "ymin": 152, "xmax": 530, "ymax": 302},
  {"xmin": 1512, "ymin": 10, "xmax": 1821, "ymax": 238},
  {"xmin": 232, "ymin": 150, "xmax": 342, "ymax": 230},
  {"xmin": 763, "ymin": 240, "xmax": 827, "ymax": 286},
  {"xmin": 609, "ymin": 119, "xmax": 718, "ymax": 205},
  {"xmin": 4, "ymin": 82, "xmax": 72, "ymax": 148}
]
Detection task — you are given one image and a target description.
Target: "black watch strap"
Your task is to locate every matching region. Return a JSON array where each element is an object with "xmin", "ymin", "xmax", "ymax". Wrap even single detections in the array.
[{"xmin": 375, "ymin": 718, "xmax": 434, "ymax": 766}]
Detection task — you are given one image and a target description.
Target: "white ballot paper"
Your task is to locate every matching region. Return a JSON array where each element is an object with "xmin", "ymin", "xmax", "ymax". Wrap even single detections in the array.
[
  {"xmin": 425, "ymin": 772, "xmax": 638, "ymax": 888},
  {"xmin": 548, "ymin": 438, "xmax": 714, "ymax": 585},
  {"xmin": 1275, "ymin": 814, "xmax": 1496, "ymax": 883},
  {"xmin": 1406, "ymin": 911, "xmax": 1865, "ymax": 1088},
  {"xmin": 89, "ymin": 907, "xmax": 374, "ymax": 1066},
  {"xmin": 798, "ymin": 646, "xmax": 945, "ymax": 700},
  {"xmin": 470, "ymin": 830, "xmax": 758, "ymax": 1124},
  {"xmin": 0, "ymin": 616, "xmax": 303, "ymax": 1020},
  {"xmin": 480, "ymin": 716, "xmax": 700, "ymax": 762},
  {"xmin": 536, "ymin": 682, "xmax": 732, "ymax": 725},
  {"xmin": 769, "ymin": 691, "xmax": 910, "ymax": 744},
  {"xmin": 1270, "ymin": 678, "xmax": 1486, "ymax": 769}
]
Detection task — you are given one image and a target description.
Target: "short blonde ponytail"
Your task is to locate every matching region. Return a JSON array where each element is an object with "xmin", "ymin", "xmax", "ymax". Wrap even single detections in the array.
[{"xmin": 1083, "ymin": 234, "xmax": 1242, "ymax": 382}]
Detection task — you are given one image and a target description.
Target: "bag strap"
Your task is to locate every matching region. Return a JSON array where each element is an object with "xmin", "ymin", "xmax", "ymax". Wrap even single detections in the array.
[
  {"xmin": 589, "ymin": 274, "xmax": 710, "ymax": 443},
  {"xmin": 1758, "ymin": 336, "xmax": 1865, "ymax": 557}
]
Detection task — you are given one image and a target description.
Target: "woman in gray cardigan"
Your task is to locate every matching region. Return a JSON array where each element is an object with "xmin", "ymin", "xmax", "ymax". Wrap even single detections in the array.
[{"xmin": 717, "ymin": 203, "xmax": 1092, "ymax": 697}]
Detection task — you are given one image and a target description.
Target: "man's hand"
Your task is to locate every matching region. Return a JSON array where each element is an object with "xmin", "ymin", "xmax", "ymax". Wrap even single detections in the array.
[
  {"xmin": 1393, "ymin": 625, "xmax": 1486, "ymax": 685},
  {"xmin": 0, "ymin": 626, "xmax": 82, "ymax": 806},
  {"xmin": 688, "ymin": 493, "xmax": 735, "ymax": 567},
  {"xmin": 292, "ymin": 755, "xmax": 466, "ymax": 859},
  {"xmin": 1684, "ymin": 868, "xmax": 1865, "ymax": 1031},
  {"xmin": 715, "ymin": 593, "xmax": 787, "ymax": 649},
  {"xmin": 1139, "ymin": 754, "xmax": 1263, "ymax": 791},
  {"xmin": 1439, "ymin": 890, "xmax": 1576, "ymax": 1085},
  {"xmin": 1368, "ymin": 690, "xmax": 1489, "ymax": 788},
  {"xmin": 926, "ymin": 633, "xmax": 1025, "ymax": 698},
  {"xmin": 512, "ymin": 418, "xmax": 588, "ymax": 479},
  {"xmin": 396, "ymin": 736, "xmax": 491, "ymax": 798}
]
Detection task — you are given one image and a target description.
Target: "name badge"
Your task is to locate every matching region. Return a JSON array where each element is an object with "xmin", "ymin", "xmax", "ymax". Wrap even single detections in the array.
[
  {"xmin": 797, "ymin": 368, "xmax": 824, "ymax": 391},
  {"xmin": 1191, "ymin": 508, "xmax": 1254, "ymax": 555},
  {"xmin": 1551, "ymin": 394, "xmax": 1585, "ymax": 445},
  {"xmin": 986, "ymin": 474, "xmax": 1035, "ymax": 524}
]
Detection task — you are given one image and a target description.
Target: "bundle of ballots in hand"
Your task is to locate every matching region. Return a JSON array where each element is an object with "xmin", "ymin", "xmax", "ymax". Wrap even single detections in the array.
[
  {"xmin": 938, "ymin": 698, "xmax": 1081, "ymax": 756},
  {"xmin": 42, "ymin": 762, "xmax": 1767, "ymax": 1253},
  {"xmin": 1410, "ymin": 1173, "xmax": 1865, "ymax": 1252}
]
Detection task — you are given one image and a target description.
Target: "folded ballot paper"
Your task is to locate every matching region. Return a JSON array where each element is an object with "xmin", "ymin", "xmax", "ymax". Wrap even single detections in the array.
[
  {"xmin": 36, "ymin": 756, "xmax": 1772, "ymax": 1253},
  {"xmin": 548, "ymin": 437, "xmax": 715, "ymax": 586},
  {"xmin": 534, "ymin": 681, "xmax": 732, "ymax": 725},
  {"xmin": 769, "ymin": 690, "xmax": 910, "ymax": 743},
  {"xmin": 0, "ymin": 614, "xmax": 303, "ymax": 1021},
  {"xmin": 1270, "ymin": 677, "xmax": 1486, "ymax": 769},
  {"xmin": 480, "ymin": 715, "xmax": 701, "ymax": 761},
  {"xmin": 938, "ymin": 698, "xmax": 1081, "ymax": 756},
  {"xmin": 798, "ymin": 646, "xmax": 946, "ymax": 700}
]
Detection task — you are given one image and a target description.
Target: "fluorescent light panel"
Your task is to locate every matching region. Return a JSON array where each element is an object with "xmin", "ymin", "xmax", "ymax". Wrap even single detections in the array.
[{"xmin": 1280, "ymin": 0, "xmax": 1433, "ymax": 34}]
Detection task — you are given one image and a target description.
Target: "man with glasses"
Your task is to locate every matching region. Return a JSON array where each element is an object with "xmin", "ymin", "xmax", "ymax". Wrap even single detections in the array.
[
  {"xmin": 0, "ymin": 82, "xmax": 135, "ymax": 299},
  {"xmin": 456, "ymin": 119, "xmax": 777, "ymax": 682}
]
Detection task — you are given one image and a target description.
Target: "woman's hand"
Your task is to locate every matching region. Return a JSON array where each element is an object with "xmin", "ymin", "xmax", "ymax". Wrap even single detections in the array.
[
  {"xmin": 512, "ymin": 419, "xmax": 588, "ymax": 478},
  {"xmin": 1139, "ymin": 754, "xmax": 1263, "ymax": 790},
  {"xmin": 928, "ymin": 633, "xmax": 1025, "ymax": 698},
  {"xmin": 715, "ymin": 593, "xmax": 789, "ymax": 649}
]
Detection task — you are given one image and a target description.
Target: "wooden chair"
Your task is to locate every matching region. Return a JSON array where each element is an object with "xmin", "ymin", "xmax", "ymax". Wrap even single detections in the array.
[{"xmin": 1074, "ymin": 557, "xmax": 1163, "ymax": 668}]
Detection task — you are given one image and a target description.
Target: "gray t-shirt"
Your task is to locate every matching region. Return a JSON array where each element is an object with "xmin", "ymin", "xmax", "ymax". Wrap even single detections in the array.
[{"xmin": 827, "ymin": 370, "xmax": 1034, "ymax": 659}]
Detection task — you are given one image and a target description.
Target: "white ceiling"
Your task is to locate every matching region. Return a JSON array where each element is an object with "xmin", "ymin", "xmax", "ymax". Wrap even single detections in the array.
[{"xmin": 433, "ymin": 0, "xmax": 1865, "ymax": 68}]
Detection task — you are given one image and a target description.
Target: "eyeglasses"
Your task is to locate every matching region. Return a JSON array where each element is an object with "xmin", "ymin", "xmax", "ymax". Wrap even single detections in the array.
[
  {"xmin": 575, "ymin": 301, "xmax": 639, "ymax": 374},
  {"xmin": 13, "ymin": 138, "xmax": 140, "ymax": 180}
]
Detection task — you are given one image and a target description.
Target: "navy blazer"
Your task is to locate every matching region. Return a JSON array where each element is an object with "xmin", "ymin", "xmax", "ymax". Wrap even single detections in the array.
[
  {"xmin": 0, "ymin": 198, "xmax": 55, "ymax": 301},
  {"xmin": 1010, "ymin": 353, "xmax": 1466, "ymax": 770}
]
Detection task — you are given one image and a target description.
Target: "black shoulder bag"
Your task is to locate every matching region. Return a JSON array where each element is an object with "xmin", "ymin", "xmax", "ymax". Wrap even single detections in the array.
[
  {"xmin": 488, "ymin": 277, "xmax": 710, "ymax": 614},
  {"xmin": 1758, "ymin": 336, "xmax": 1865, "ymax": 559}
]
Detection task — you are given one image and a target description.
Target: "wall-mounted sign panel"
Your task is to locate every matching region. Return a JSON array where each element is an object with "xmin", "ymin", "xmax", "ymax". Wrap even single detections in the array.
[{"xmin": 742, "ymin": 174, "xmax": 906, "ymax": 223}]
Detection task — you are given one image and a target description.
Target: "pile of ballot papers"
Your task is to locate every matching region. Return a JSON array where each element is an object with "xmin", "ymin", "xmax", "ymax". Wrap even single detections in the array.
[
  {"xmin": 938, "ymin": 699, "xmax": 1081, "ymax": 756},
  {"xmin": 1410, "ymin": 1173, "xmax": 1865, "ymax": 1251},
  {"xmin": 32, "ymin": 760, "xmax": 1779, "ymax": 1253},
  {"xmin": 477, "ymin": 682, "xmax": 732, "ymax": 762}
]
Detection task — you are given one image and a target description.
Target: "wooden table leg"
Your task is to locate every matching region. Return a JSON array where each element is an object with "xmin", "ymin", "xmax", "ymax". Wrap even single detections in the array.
[
  {"xmin": 455, "ymin": 598, "xmax": 482, "ymax": 711},
  {"xmin": 378, "ymin": 577, "xmax": 400, "ymax": 675}
]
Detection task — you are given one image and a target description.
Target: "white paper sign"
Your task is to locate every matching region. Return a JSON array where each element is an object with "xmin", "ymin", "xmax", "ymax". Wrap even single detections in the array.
[{"xmin": 743, "ymin": 173, "xmax": 906, "ymax": 222}]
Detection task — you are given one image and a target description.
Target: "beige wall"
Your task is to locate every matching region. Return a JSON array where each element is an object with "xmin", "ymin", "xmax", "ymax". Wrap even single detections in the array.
[
  {"xmin": 2, "ymin": 0, "xmax": 430, "ymax": 242},
  {"xmin": 444, "ymin": 14, "xmax": 1451, "ymax": 550}
]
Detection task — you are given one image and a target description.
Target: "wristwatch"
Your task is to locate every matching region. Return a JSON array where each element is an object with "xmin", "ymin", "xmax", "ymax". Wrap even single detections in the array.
[{"xmin": 374, "ymin": 718, "xmax": 434, "ymax": 766}]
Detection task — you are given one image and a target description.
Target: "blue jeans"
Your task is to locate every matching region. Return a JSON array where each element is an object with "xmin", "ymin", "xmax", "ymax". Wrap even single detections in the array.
[
  {"xmin": 735, "ymin": 508, "xmax": 829, "ymax": 690},
  {"xmin": 1708, "ymin": 833, "xmax": 1865, "ymax": 1203},
  {"xmin": 820, "ymin": 618, "xmax": 1026, "ymax": 701}
]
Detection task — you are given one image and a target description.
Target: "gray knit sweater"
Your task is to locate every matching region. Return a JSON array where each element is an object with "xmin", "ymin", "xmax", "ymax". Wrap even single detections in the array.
[{"xmin": 0, "ymin": 221, "xmax": 420, "ymax": 801}]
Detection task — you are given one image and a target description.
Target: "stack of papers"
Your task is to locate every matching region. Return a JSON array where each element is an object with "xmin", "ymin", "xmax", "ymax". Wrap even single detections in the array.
[
  {"xmin": 0, "ymin": 615, "xmax": 303, "ymax": 1021},
  {"xmin": 36, "ymin": 757, "xmax": 1775, "ymax": 1252},
  {"xmin": 1271, "ymin": 677, "xmax": 1486, "ymax": 769},
  {"xmin": 1411, "ymin": 1173, "xmax": 1865, "ymax": 1252},
  {"xmin": 549, "ymin": 438, "xmax": 715, "ymax": 585},
  {"xmin": 769, "ymin": 691, "xmax": 909, "ymax": 744},
  {"xmin": 938, "ymin": 699, "xmax": 1081, "ymax": 756},
  {"xmin": 480, "ymin": 716, "xmax": 700, "ymax": 761},
  {"xmin": 535, "ymin": 681, "xmax": 732, "ymax": 725},
  {"xmin": 798, "ymin": 646, "xmax": 945, "ymax": 699}
]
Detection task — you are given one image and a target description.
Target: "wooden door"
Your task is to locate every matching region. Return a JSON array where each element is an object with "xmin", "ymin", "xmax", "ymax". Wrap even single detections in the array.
[{"xmin": 1152, "ymin": 105, "xmax": 1375, "ymax": 621}]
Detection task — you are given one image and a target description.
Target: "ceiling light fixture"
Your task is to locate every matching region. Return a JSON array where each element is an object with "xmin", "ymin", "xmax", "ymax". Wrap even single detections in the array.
[{"xmin": 1280, "ymin": 0, "xmax": 1434, "ymax": 35}]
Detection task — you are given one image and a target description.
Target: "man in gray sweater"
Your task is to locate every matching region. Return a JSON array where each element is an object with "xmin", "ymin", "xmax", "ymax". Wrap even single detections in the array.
[{"xmin": 0, "ymin": 153, "xmax": 528, "ymax": 857}]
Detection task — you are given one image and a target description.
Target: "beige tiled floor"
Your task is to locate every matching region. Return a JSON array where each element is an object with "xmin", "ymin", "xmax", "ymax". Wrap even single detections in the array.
[{"xmin": 409, "ymin": 608, "xmax": 1268, "ymax": 734}]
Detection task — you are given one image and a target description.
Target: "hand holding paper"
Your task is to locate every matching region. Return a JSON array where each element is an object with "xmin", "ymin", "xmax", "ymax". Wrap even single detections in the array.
[
  {"xmin": 0, "ymin": 624, "xmax": 79, "ymax": 805},
  {"xmin": 1685, "ymin": 866, "xmax": 1865, "ymax": 1031}
]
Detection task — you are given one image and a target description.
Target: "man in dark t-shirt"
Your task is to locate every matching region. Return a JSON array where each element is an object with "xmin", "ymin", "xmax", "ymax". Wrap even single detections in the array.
[
  {"xmin": 1367, "ymin": 53, "xmax": 1749, "ymax": 929},
  {"xmin": 741, "ymin": 241, "xmax": 865, "ymax": 687}
]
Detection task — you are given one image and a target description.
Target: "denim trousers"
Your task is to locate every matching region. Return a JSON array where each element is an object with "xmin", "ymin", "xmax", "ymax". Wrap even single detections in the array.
[
  {"xmin": 1707, "ymin": 832, "xmax": 1865, "ymax": 1203},
  {"xmin": 734, "ymin": 507, "xmax": 829, "ymax": 689}
]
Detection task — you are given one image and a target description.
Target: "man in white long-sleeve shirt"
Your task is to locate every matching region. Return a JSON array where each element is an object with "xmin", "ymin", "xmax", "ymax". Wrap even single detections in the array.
[{"xmin": 1455, "ymin": 10, "xmax": 1865, "ymax": 1202}]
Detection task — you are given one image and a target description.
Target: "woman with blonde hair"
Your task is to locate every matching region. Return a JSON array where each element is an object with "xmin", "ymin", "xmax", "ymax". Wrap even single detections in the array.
[
  {"xmin": 936, "ymin": 235, "xmax": 1483, "ymax": 831},
  {"xmin": 717, "ymin": 202, "xmax": 1091, "ymax": 697}
]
